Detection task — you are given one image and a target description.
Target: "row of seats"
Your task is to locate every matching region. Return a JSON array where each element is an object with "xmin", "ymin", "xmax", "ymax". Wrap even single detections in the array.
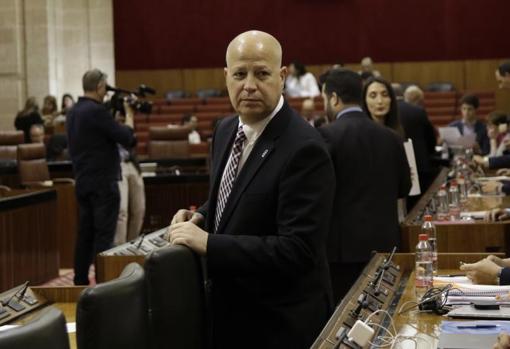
[
  {"xmin": 0, "ymin": 247, "xmax": 205, "ymax": 349},
  {"xmin": 7, "ymin": 247, "xmax": 413, "ymax": 349}
]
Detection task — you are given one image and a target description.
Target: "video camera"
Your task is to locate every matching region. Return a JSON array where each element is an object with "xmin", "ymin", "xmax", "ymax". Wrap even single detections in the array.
[{"xmin": 106, "ymin": 84, "xmax": 156, "ymax": 115}]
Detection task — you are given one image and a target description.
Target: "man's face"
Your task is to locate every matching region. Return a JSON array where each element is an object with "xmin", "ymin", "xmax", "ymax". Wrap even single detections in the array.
[
  {"xmin": 225, "ymin": 51, "xmax": 285, "ymax": 123},
  {"xmin": 322, "ymin": 86, "xmax": 338, "ymax": 122},
  {"xmin": 496, "ymin": 70, "xmax": 510, "ymax": 89},
  {"xmin": 461, "ymin": 103, "xmax": 477, "ymax": 122}
]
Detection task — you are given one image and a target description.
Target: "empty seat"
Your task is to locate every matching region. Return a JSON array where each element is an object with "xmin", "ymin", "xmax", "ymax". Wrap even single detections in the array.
[
  {"xmin": 145, "ymin": 245, "xmax": 206, "ymax": 349},
  {"xmin": 149, "ymin": 114, "xmax": 184, "ymax": 124},
  {"xmin": 205, "ymin": 96, "xmax": 231, "ymax": 105},
  {"xmin": 157, "ymin": 105, "xmax": 195, "ymax": 114},
  {"xmin": 0, "ymin": 131, "xmax": 24, "ymax": 161},
  {"xmin": 148, "ymin": 126, "xmax": 190, "ymax": 159},
  {"xmin": 425, "ymin": 82, "xmax": 456, "ymax": 92},
  {"xmin": 196, "ymin": 88, "xmax": 222, "ymax": 99},
  {"xmin": 0, "ymin": 306, "xmax": 70, "ymax": 349},
  {"xmin": 169, "ymin": 97, "xmax": 204, "ymax": 106},
  {"xmin": 76, "ymin": 263, "xmax": 149, "ymax": 349},
  {"xmin": 195, "ymin": 104, "xmax": 232, "ymax": 113},
  {"xmin": 190, "ymin": 142, "xmax": 209, "ymax": 156}
]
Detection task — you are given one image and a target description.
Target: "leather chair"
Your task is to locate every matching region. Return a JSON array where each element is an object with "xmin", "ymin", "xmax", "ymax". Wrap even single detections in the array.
[
  {"xmin": 425, "ymin": 82, "xmax": 456, "ymax": 92},
  {"xmin": 17, "ymin": 143, "xmax": 74, "ymax": 187},
  {"xmin": 148, "ymin": 126, "xmax": 190, "ymax": 159},
  {"xmin": 145, "ymin": 245, "xmax": 206, "ymax": 349},
  {"xmin": 0, "ymin": 306, "xmax": 70, "ymax": 349},
  {"xmin": 0, "ymin": 131, "xmax": 24, "ymax": 161},
  {"xmin": 76, "ymin": 262, "xmax": 149, "ymax": 349}
]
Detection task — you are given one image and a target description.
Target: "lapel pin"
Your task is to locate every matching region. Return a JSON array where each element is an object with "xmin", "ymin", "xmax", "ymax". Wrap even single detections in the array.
[{"xmin": 261, "ymin": 149, "xmax": 269, "ymax": 158}]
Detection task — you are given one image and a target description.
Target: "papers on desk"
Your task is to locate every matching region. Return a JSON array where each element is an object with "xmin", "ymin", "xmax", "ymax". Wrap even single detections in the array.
[
  {"xmin": 439, "ymin": 126, "xmax": 477, "ymax": 148},
  {"xmin": 438, "ymin": 321, "xmax": 510, "ymax": 349},
  {"xmin": 459, "ymin": 211, "xmax": 488, "ymax": 220},
  {"xmin": 475, "ymin": 176, "xmax": 510, "ymax": 182},
  {"xmin": 434, "ymin": 276, "xmax": 510, "ymax": 297},
  {"xmin": 403, "ymin": 139, "xmax": 421, "ymax": 196}
]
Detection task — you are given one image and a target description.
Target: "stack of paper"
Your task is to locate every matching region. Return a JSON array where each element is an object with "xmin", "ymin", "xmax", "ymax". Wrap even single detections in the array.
[{"xmin": 434, "ymin": 276, "xmax": 510, "ymax": 304}]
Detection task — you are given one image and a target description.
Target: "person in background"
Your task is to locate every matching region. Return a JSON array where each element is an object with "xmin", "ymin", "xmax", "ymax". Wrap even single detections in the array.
[
  {"xmin": 393, "ymin": 83, "xmax": 437, "ymax": 199},
  {"xmin": 449, "ymin": 94, "xmax": 490, "ymax": 155},
  {"xmin": 318, "ymin": 68, "xmax": 411, "ymax": 301},
  {"xmin": 15, "ymin": 96, "xmax": 44, "ymax": 143},
  {"xmin": 181, "ymin": 113, "xmax": 202, "ymax": 144},
  {"xmin": 404, "ymin": 85, "xmax": 425, "ymax": 108},
  {"xmin": 285, "ymin": 61, "xmax": 320, "ymax": 98},
  {"xmin": 113, "ymin": 101, "xmax": 145, "ymax": 245},
  {"xmin": 41, "ymin": 95, "xmax": 59, "ymax": 127},
  {"xmin": 362, "ymin": 77, "xmax": 405, "ymax": 138},
  {"xmin": 496, "ymin": 61, "xmax": 510, "ymax": 89},
  {"xmin": 60, "ymin": 93, "xmax": 75, "ymax": 116},
  {"xmin": 67, "ymin": 69, "xmax": 136, "ymax": 285},
  {"xmin": 29, "ymin": 124, "xmax": 45, "ymax": 144},
  {"xmin": 359, "ymin": 57, "xmax": 381, "ymax": 78},
  {"xmin": 487, "ymin": 111, "xmax": 509, "ymax": 157}
]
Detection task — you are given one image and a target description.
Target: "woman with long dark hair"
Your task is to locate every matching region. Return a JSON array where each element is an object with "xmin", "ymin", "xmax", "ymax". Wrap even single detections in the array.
[{"xmin": 14, "ymin": 96, "xmax": 43, "ymax": 143}]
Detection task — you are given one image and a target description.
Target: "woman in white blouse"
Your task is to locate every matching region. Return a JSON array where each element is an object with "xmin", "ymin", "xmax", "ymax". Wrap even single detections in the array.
[{"xmin": 285, "ymin": 61, "xmax": 320, "ymax": 98}]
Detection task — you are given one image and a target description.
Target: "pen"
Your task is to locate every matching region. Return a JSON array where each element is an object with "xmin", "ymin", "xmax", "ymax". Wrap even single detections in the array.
[
  {"xmin": 436, "ymin": 274, "xmax": 465, "ymax": 277},
  {"xmin": 456, "ymin": 325, "xmax": 499, "ymax": 329}
]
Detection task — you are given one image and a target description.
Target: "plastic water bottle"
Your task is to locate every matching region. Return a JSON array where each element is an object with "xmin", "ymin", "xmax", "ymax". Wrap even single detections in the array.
[
  {"xmin": 448, "ymin": 180, "xmax": 461, "ymax": 220},
  {"xmin": 457, "ymin": 176, "xmax": 468, "ymax": 202},
  {"xmin": 441, "ymin": 142, "xmax": 449, "ymax": 160},
  {"xmin": 436, "ymin": 184, "xmax": 449, "ymax": 220},
  {"xmin": 415, "ymin": 233, "xmax": 433, "ymax": 299},
  {"xmin": 422, "ymin": 215, "xmax": 437, "ymax": 275}
]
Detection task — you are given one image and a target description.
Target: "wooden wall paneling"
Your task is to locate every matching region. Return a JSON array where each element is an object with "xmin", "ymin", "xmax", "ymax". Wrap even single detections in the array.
[
  {"xmin": 392, "ymin": 60, "xmax": 465, "ymax": 90},
  {"xmin": 181, "ymin": 68, "xmax": 226, "ymax": 96},
  {"xmin": 54, "ymin": 183, "xmax": 78, "ymax": 268},
  {"xmin": 116, "ymin": 69, "xmax": 185, "ymax": 97},
  {"xmin": 464, "ymin": 59, "xmax": 501, "ymax": 91},
  {"xmin": 0, "ymin": 192, "xmax": 58, "ymax": 291},
  {"xmin": 496, "ymin": 89, "xmax": 510, "ymax": 113}
]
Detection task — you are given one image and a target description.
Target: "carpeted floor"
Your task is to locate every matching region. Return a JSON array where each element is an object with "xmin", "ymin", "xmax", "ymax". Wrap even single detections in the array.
[{"xmin": 39, "ymin": 266, "xmax": 96, "ymax": 287}]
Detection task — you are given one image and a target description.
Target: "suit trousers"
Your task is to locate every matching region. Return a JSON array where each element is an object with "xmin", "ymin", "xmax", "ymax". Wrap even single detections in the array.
[
  {"xmin": 73, "ymin": 181, "xmax": 120, "ymax": 285},
  {"xmin": 114, "ymin": 162, "xmax": 146, "ymax": 245}
]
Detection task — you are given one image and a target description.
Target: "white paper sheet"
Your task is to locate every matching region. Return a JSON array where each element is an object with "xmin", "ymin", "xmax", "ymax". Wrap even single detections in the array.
[
  {"xmin": 439, "ymin": 127, "xmax": 477, "ymax": 147},
  {"xmin": 403, "ymin": 139, "xmax": 421, "ymax": 196}
]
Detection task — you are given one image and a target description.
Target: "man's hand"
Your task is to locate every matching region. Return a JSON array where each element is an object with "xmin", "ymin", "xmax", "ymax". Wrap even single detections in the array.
[
  {"xmin": 481, "ymin": 181, "xmax": 503, "ymax": 194},
  {"xmin": 488, "ymin": 255, "xmax": 510, "ymax": 268},
  {"xmin": 166, "ymin": 221, "xmax": 208, "ymax": 255},
  {"xmin": 460, "ymin": 258, "xmax": 502, "ymax": 285},
  {"xmin": 494, "ymin": 332, "xmax": 510, "ymax": 349},
  {"xmin": 473, "ymin": 155, "xmax": 488, "ymax": 168},
  {"xmin": 171, "ymin": 209, "xmax": 204, "ymax": 225},
  {"xmin": 497, "ymin": 168, "xmax": 510, "ymax": 176},
  {"xmin": 123, "ymin": 97, "xmax": 135, "ymax": 129},
  {"xmin": 487, "ymin": 208, "xmax": 510, "ymax": 222}
]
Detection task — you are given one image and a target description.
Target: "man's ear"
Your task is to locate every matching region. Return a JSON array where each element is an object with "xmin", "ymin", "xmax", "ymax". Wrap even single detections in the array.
[
  {"xmin": 224, "ymin": 67, "xmax": 228, "ymax": 78},
  {"xmin": 280, "ymin": 66, "xmax": 287, "ymax": 83}
]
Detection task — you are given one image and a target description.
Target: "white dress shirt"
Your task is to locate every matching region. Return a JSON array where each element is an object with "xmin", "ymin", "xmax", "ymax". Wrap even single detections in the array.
[
  {"xmin": 220, "ymin": 95, "xmax": 284, "ymax": 181},
  {"xmin": 285, "ymin": 73, "xmax": 320, "ymax": 98}
]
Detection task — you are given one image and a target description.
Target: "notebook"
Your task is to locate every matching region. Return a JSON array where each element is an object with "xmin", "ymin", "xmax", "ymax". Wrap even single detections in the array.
[
  {"xmin": 447, "ymin": 304, "xmax": 510, "ymax": 319},
  {"xmin": 434, "ymin": 276, "xmax": 510, "ymax": 297}
]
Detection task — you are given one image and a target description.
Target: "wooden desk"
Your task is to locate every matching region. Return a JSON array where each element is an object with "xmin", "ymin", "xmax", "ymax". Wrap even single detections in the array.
[
  {"xmin": 313, "ymin": 252, "xmax": 503, "ymax": 348},
  {"xmin": 0, "ymin": 189, "xmax": 58, "ymax": 291},
  {"xmin": 10, "ymin": 286, "xmax": 85, "ymax": 349},
  {"xmin": 401, "ymin": 168, "xmax": 510, "ymax": 255}
]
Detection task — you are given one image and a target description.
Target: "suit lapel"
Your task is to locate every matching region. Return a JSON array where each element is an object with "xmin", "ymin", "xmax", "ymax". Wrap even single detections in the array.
[{"xmin": 216, "ymin": 102, "xmax": 292, "ymax": 233}]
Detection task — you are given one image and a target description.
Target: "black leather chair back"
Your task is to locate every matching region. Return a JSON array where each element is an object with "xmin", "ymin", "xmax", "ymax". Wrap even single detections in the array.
[
  {"xmin": 76, "ymin": 262, "xmax": 148, "ymax": 349},
  {"xmin": 0, "ymin": 306, "xmax": 69, "ymax": 349},
  {"xmin": 145, "ymin": 245, "xmax": 206, "ymax": 349}
]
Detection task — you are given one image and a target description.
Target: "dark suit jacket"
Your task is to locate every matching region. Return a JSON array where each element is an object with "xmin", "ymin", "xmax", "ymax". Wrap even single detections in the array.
[
  {"xmin": 398, "ymin": 101, "xmax": 436, "ymax": 173},
  {"xmin": 197, "ymin": 102, "xmax": 335, "ymax": 349},
  {"xmin": 489, "ymin": 154, "xmax": 510, "ymax": 169},
  {"xmin": 449, "ymin": 119, "xmax": 490, "ymax": 155},
  {"xmin": 319, "ymin": 110, "xmax": 411, "ymax": 264},
  {"xmin": 67, "ymin": 97, "xmax": 135, "ymax": 193}
]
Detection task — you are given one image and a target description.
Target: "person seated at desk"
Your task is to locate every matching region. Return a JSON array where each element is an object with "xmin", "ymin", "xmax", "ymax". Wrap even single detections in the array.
[
  {"xmin": 487, "ymin": 111, "xmax": 510, "ymax": 157},
  {"xmin": 181, "ymin": 113, "xmax": 201, "ymax": 144},
  {"xmin": 449, "ymin": 94, "xmax": 490, "ymax": 155},
  {"xmin": 460, "ymin": 255, "xmax": 510, "ymax": 285}
]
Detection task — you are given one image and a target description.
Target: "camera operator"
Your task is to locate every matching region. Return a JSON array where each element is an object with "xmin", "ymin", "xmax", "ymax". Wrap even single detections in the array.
[
  {"xmin": 67, "ymin": 68, "xmax": 136, "ymax": 285},
  {"xmin": 113, "ymin": 99, "xmax": 145, "ymax": 245}
]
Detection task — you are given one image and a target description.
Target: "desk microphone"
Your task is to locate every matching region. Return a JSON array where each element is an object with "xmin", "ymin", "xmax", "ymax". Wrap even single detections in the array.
[
  {"xmin": 136, "ymin": 232, "xmax": 147, "ymax": 249},
  {"xmin": 350, "ymin": 293, "xmax": 369, "ymax": 319},
  {"xmin": 1, "ymin": 281, "xmax": 29, "ymax": 306}
]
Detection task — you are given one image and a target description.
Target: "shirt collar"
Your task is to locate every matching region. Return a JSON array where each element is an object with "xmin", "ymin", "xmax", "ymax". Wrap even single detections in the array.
[
  {"xmin": 336, "ymin": 106, "xmax": 363, "ymax": 119},
  {"xmin": 239, "ymin": 95, "xmax": 284, "ymax": 143}
]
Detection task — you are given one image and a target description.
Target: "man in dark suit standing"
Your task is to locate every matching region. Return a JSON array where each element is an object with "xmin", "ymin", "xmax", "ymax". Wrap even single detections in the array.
[
  {"xmin": 67, "ymin": 69, "xmax": 136, "ymax": 285},
  {"xmin": 167, "ymin": 31, "xmax": 335, "ymax": 349},
  {"xmin": 318, "ymin": 69, "xmax": 411, "ymax": 302}
]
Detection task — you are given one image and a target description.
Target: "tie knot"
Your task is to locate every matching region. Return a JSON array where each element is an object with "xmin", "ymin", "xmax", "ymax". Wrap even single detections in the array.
[{"xmin": 236, "ymin": 126, "xmax": 246, "ymax": 143}]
